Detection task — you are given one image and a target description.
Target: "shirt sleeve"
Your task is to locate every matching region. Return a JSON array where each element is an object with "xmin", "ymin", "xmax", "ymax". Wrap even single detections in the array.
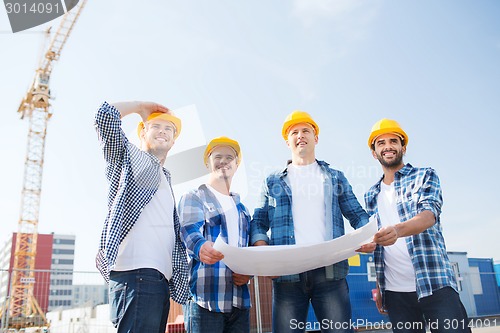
[
  {"xmin": 364, "ymin": 184, "xmax": 378, "ymax": 217},
  {"xmin": 416, "ymin": 168, "xmax": 442, "ymax": 219},
  {"xmin": 94, "ymin": 101, "xmax": 128, "ymax": 164},
  {"xmin": 337, "ymin": 171, "xmax": 370, "ymax": 229},
  {"xmin": 250, "ymin": 178, "xmax": 272, "ymax": 245},
  {"xmin": 178, "ymin": 192, "xmax": 207, "ymax": 260}
]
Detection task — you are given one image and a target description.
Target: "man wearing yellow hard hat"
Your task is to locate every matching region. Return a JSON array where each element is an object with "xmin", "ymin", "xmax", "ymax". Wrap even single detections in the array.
[
  {"xmin": 250, "ymin": 111, "xmax": 374, "ymax": 333},
  {"xmin": 94, "ymin": 101, "xmax": 189, "ymax": 332},
  {"xmin": 179, "ymin": 136, "xmax": 252, "ymax": 333},
  {"xmin": 365, "ymin": 119, "xmax": 471, "ymax": 333}
]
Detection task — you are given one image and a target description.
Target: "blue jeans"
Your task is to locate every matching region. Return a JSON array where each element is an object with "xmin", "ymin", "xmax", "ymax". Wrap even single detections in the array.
[
  {"xmin": 385, "ymin": 287, "xmax": 471, "ymax": 333},
  {"xmin": 109, "ymin": 268, "xmax": 170, "ymax": 333},
  {"xmin": 273, "ymin": 268, "xmax": 353, "ymax": 333},
  {"xmin": 183, "ymin": 300, "xmax": 250, "ymax": 333}
]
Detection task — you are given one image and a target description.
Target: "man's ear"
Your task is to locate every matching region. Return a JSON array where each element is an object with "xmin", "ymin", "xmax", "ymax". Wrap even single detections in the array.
[
  {"xmin": 206, "ymin": 160, "xmax": 213, "ymax": 172},
  {"xmin": 371, "ymin": 149, "xmax": 378, "ymax": 159}
]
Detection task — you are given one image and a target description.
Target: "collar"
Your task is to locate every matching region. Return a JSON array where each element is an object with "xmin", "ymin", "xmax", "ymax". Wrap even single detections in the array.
[
  {"xmin": 279, "ymin": 159, "xmax": 329, "ymax": 177},
  {"xmin": 198, "ymin": 184, "xmax": 241, "ymax": 204},
  {"xmin": 375, "ymin": 163, "xmax": 413, "ymax": 187}
]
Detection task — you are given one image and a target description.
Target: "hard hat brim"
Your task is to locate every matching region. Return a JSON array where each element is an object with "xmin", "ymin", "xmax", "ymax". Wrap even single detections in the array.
[
  {"xmin": 282, "ymin": 118, "xmax": 320, "ymax": 141},
  {"xmin": 368, "ymin": 128, "xmax": 408, "ymax": 148},
  {"xmin": 204, "ymin": 137, "xmax": 241, "ymax": 166},
  {"xmin": 137, "ymin": 112, "xmax": 182, "ymax": 139}
]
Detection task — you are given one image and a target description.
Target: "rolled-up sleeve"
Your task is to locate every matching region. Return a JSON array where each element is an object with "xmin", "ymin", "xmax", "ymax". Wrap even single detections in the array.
[
  {"xmin": 416, "ymin": 168, "xmax": 442, "ymax": 219},
  {"xmin": 250, "ymin": 179, "xmax": 271, "ymax": 245},
  {"xmin": 338, "ymin": 171, "xmax": 370, "ymax": 229},
  {"xmin": 178, "ymin": 192, "xmax": 207, "ymax": 260}
]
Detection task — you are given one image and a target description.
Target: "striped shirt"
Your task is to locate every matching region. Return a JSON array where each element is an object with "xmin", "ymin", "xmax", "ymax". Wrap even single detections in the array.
[
  {"xmin": 364, "ymin": 163, "xmax": 458, "ymax": 300},
  {"xmin": 94, "ymin": 101, "xmax": 189, "ymax": 304},
  {"xmin": 179, "ymin": 184, "xmax": 251, "ymax": 313},
  {"xmin": 250, "ymin": 160, "xmax": 369, "ymax": 282}
]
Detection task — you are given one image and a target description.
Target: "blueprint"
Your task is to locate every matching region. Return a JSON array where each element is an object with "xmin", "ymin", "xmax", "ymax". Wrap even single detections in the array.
[{"xmin": 213, "ymin": 218, "xmax": 377, "ymax": 276}]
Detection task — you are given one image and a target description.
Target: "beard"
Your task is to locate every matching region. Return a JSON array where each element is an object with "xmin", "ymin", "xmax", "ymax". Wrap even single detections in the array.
[{"xmin": 376, "ymin": 149, "xmax": 404, "ymax": 168}]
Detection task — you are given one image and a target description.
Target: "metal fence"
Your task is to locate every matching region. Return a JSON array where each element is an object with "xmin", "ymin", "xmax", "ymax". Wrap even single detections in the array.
[{"xmin": 1, "ymin": 269, "xmax": 499, "ymax": 333}]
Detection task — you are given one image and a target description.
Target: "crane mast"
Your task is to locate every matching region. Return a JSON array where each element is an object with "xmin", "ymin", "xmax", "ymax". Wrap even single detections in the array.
[{"xmin": 1, "ymin": 1, "xmax": 87, "ymax": 329}]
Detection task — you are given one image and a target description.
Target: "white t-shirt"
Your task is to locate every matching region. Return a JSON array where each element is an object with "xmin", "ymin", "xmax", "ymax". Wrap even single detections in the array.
[
  {"xmin": 287, "ymin": 162, "xmax": 326, "ymax": 245},
  {"xmin": 114, "ymin": 170, "xmax": 175, "ymax": 280},
  {"xmin": 377, "ymin": 181, "xmax": 416, "ymax": 292},
  {"xmin": 207, "ymin": 185, "xmax": 240, "ymax": 247}
]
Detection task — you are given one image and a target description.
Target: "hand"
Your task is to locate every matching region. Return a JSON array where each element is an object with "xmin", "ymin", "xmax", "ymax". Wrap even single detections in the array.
[
  {"xmin": 375, "ymin": 286, "xmax": 388, "ymax": 315},
  {"xmin": 356, "ymin": 241, "xmax": 376, "ymax": 253},
  {"xmin": 111, "ymin": 101, "xmax": 171, "ymax": 120},
  {"xmin": 232, "ymin": 273, "xmax": 251, "ymax": 286},
  {"xmin": 136, "ymin": 101, "xmax": 171, "ymax": 121},
  {"xmin": 199, "ymin": 241, "xmax": 224, "ymax": 265},
  {"xmin": 373, "ymin": 226, "xmax": 398, "ymax": 246}
]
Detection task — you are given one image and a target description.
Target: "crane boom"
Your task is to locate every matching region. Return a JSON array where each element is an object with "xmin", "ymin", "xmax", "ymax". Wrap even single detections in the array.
[
  {"xmin": 18, "ymin": 1, "xmax": 87, "ymax": 119},
  {"xmin": 1, "ymin": 1, "xmax": 87, "ymax": 329}
]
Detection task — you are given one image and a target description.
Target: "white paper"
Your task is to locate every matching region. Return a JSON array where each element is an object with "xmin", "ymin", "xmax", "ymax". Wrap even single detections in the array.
[{"xmin": 213, "ymin": 218, "xmax": 377, "ymax": 276}]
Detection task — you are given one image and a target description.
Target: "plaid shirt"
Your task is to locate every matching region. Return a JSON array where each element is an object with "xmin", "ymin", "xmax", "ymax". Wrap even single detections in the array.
[
  {"xmin": 364, "ymin": 163, "xmax": 457, "ymax": 300},
  {"xmin": 94, "ymin": 101, "xmax": 189, "ymax": 304},
  {"xmin": 250, "ymin": 160, "xmax": 369, "ymax": 282},
  {"xmin": 179, "ymin": 185, "xmax": 251, "ymax": 312}
]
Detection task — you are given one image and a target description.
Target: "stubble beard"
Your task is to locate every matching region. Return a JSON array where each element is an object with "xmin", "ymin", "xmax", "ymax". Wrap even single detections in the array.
[{"xmin": 377, "ymin": 149, "xmax": 404, "ymax": 169}]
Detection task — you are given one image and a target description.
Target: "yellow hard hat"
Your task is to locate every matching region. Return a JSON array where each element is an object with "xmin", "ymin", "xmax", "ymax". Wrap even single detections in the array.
[
  {"xmin": 204, "ymin": 136, "xmax": 241, "ymax": 165},
  {"xmin": 368, "ymin": 118, "xmax": 408, "ymax": 148},
  {"xmin": 281, "ymin": 110, "xmax": 320, "ymax": 141},
  {"xmin": 137, "ymin": 112, "xmax": 182, "ymax": 139}
]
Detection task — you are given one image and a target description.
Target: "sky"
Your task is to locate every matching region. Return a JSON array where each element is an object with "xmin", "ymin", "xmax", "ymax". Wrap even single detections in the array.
[{"xmin": 0, "ymin": 0, "xmax": 499, "ymax": 273}]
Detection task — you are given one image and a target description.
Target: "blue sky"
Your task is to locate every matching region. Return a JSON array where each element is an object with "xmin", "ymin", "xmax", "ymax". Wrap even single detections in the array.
[{"xmin": 0, "ymin": 0, "xmax": 499, "ymax": 272}]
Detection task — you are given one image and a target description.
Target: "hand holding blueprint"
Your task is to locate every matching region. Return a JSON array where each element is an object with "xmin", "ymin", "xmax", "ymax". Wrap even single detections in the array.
[{"xmin": 213, "ymin": 218, "xmax": 377, "ymax": 276}]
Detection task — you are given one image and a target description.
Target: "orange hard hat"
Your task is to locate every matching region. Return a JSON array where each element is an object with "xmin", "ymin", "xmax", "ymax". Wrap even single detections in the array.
[
  {"xmin": 203, "ymin": 136, "xmax": 241, "ymax": 165},
  {"xmin": 368, "ymin": 118, "xmax": 408, "ymax": 148},
  {"xmin": 281, "ymin": 111, "xmax": 319, "ymax": 141},
  {"xmin": 137, "ymin": 112, "xmax": 182, "ymax": 139}
]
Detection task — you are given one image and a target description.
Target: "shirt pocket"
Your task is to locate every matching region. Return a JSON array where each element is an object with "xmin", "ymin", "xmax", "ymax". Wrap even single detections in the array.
[
  {"xmin": 401, "ymin": 190, "xmax": 418, "ymax": 211},
  {"xmin": 203, "ymin": 202, "xmax": 222, "ymax": 227}
]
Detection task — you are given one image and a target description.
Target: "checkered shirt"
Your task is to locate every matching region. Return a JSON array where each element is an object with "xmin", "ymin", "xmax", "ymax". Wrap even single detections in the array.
[
  {"xmin": 94, "ymin": 101, "xmax": 189, "ymax": 304},
  {"xmin": 179, "ymin": 185, "xmax": 251, "ymax": 312},
  {"xmin": 250, "ymin": 160, "xmax": 370, "ymax": 282},
  {"xmin": 364, "ymin": 163, "xmax": 458, "ymax": 300}
]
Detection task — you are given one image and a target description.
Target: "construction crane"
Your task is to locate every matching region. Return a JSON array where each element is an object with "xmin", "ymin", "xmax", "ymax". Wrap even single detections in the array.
[{"xmin": 0, "ymin": 1, "xmax": 87, "ymax": 330}]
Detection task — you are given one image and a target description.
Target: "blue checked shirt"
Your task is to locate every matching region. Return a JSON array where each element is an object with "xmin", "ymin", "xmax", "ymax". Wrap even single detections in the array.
[
  {"xmin": 179, "ymin": 185, "xmax": 251, "ymax": 313},
  {"xmin": 250, "ymin": 160, "xmax": 370, "ymax": 282},
  {"xmin": 364, "ymin": 163, "xmax": 457, "ymax": 300},
  {"xmin": 94, "ymin": 101, "xmax": 189, "ymax": 304}
]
